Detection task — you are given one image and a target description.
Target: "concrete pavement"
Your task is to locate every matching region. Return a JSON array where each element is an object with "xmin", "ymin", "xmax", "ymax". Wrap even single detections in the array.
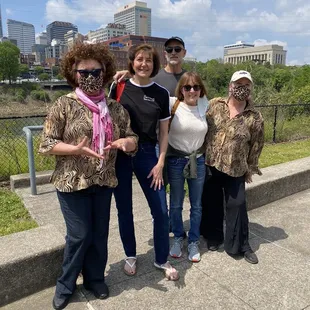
[{"xmin": 2, "ymin": 179, "xmax": 310, "ymax": 310}]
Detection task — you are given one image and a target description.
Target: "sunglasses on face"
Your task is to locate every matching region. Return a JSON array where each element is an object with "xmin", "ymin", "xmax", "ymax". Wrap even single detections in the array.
[
  {"xmin": 183, "ymin": 85, "xmax": 201, "ymax": 92},
  {"xmin": 165, "ymin": 46, "xmax": 183, "ymax": 53},
  {"xmin": 75, "ymin": 68, "xmax": 103, "ymax": 78}
]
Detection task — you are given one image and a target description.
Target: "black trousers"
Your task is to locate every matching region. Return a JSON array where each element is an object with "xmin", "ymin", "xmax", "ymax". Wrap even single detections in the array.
[
  {"xmin": 200, "ymin": 166, "xmax": 251, "ymax": 255},
  {"xmin": 56, "ymin": 185, "xmax": 113, "ymax": 297}
]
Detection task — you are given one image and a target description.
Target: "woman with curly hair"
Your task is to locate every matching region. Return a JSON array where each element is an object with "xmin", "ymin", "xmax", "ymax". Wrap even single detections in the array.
[{"xmin": 39, "ymin": 42, "xmax": 138, "ymax": 310}]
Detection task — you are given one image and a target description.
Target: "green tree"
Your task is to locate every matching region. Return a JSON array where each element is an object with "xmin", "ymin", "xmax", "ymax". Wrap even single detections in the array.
[
  {"xmin": 0, "ymin": 41, "xmax": 20, "ymax": 84},
  {"xmin": 34, "ymin": 66, "xmax": 44, "ymax": 76},
  {"xmin": 52, "ymin": 66, "xmax": 60, "ymax": 77},
  {"xmin": 19, "ymin": 64, "xmax": 29, "ymax": 76},
  {"xmin": 38, "ymin": 73, "xmax": 49, "ymax": 81},
  {"xmin": 56, "ymin": 73, "xmax": 64, "ymax": 80}
]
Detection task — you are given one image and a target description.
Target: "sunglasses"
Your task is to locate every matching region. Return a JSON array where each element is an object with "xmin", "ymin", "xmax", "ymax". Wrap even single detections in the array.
[
  {"xmin": 183, "ymin": 85, "xmax": 201, "ymax": 92},
  {"xmin": 165, "ymin": 46, "xmax": 183, "ymax": 53},
  {"xmin": 75, "ymin": 68, "xmax": 103, "ymax": 78}
]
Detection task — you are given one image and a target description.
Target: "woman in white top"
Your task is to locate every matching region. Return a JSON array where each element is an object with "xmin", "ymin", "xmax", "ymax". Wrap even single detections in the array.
[{"xmin": 167, "ymin": 72, "xmax": 208, "ymax": 262}]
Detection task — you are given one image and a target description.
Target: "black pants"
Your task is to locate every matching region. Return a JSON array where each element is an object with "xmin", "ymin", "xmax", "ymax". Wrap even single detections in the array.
[
  {"xmin": 200, "ymin": 166, "xmax": 251, "ymax": 255},
  {"xmin": 56, "ymin": 185, "xmax": 113, "ymax": 297}
]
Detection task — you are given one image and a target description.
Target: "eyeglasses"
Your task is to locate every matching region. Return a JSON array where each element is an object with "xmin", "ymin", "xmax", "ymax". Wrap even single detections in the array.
[
  {"xmin": 183, "ymin": 85, "xmax": 201, "ymax": 92},
  {"xmin": 165, "ymin": 46, "xmax": 183, "ymax": 53},
  {"xmin": 75, "ymin": 68, "xmax": 103, "ymax": 78}
]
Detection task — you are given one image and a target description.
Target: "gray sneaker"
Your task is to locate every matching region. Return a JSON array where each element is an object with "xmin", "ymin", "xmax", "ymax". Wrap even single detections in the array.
[
  {"xmin": 170, "ymin": 237, "xmax": 183, "ymax": 258},
  {"xmin": 188, "ymin": 242, "xmax": 200, "ymax": 262}
]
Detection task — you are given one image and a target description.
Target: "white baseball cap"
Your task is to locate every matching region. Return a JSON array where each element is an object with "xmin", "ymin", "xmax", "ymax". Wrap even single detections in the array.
[{"xmin": 230, "ymin": 70, "xmax": 253, "ymax": 83}]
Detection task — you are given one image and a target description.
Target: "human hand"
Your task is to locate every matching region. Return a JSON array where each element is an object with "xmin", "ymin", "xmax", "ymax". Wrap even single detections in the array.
[
  {"xmin": 113, "ymin": 70, "xmax": 130, "ymax": 83},
  {"xmin": 245, "ymin": 173, "xmax": 253, "ymax": 183},
  {"xmin": 147, "ymin": 163, "xmax": 164, "ymax": 190},
  {"xmin": 103, "ymin": 138, "xmax": 136, "ymax": 152},
  {"xmin": 75, "ymin": 137, "xmax": 104, "ymax": 159}
]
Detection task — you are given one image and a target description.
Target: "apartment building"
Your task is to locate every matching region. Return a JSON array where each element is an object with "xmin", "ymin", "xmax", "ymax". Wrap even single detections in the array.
[{"xmin": 87, "ymin": 23, "xmax": 131, "ymax": 43}]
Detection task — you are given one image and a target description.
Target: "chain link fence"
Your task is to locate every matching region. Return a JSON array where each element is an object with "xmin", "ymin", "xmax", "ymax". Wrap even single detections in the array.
[
  {"xmin": 256, "ymin": 103, "xmax": 310, "ymax": 143},
  {"xmin": 0, "ymin": 115, "xmax": 55, "ymax": 181},
  {"xmin": 1, "ymin": 103, "xmax": 310, "ymax": 181}
]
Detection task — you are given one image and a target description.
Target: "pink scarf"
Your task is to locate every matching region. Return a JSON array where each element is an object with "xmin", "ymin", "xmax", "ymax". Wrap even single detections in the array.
[{"xmin": 75, "ymin": 88, "xmax": 113, "ymax": 157}]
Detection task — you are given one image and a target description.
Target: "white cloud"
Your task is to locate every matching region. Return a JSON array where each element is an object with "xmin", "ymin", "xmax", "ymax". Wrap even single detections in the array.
[
  {"xmin": 44, "ymin": 0, "xmax": 310, "ymax": 63},
  {"xmin": 5, "ymin": 8, "xmax": 12, "ymax": 15},
  {"xmin": 254, "ymin": 39, "xmax": 287, "ymax": 48}
]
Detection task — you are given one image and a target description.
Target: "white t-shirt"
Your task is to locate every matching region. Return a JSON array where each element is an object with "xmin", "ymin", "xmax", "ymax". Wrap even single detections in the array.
[{"xmin": 169, "ymin": 96, "xmax": 208, "ymax": 154}]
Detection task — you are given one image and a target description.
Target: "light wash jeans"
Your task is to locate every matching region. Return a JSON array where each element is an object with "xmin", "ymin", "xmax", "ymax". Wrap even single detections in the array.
[{"xmin": 167, "ymin": 155, "xmax": 206, "ymax": 243}]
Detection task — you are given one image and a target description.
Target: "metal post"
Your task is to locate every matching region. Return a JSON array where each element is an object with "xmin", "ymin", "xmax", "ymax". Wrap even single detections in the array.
[
  {"xmin": 272, "ymin": 106, "xmax": 278, "ymax": 143},
  {"xmin": 23, "ymin": 126, "xmax": 44, "ymax": 195}
]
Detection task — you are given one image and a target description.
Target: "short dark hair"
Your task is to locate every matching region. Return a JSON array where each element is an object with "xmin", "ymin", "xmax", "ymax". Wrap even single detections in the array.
[
  {"xmin": 61, "ymin": 42, "xmax": 116, "ymax": 88},
  {"xmin": 127, "ymin": 44, "xmax": 160, "ymax": 78},
  {"xmin": 175, "ymin": 72, "xmax": 207, "ymax": 101}
]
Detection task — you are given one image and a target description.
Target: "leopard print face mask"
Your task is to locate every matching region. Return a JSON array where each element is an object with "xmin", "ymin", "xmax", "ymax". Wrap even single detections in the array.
[
  {"xmin": 231, "ymin": 85, "xmax": 251, "ymax": 102},
  {"xmin": 78, "ymin": 75, "xmax": 103, "ymax": 94}
]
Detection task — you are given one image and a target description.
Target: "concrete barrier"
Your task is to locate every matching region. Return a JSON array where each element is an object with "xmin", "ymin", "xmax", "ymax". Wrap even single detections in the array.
[
  {"xmin": 246, "ymin": 157, "xmax": 310, "ymax": 210},
  {"xmin": 0, "ymin": 225, "xmax": 64, "ymax": 307},
  {"xmin": 3, "ymin": 156, "xmax": 310, "ymax": 305}
]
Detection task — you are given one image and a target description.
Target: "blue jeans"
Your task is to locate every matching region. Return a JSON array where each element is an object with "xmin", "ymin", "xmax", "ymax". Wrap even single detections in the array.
[
  {"xmin": 168, "ymin": 155, "xmax": 206, "ymax": 243},
  {"xmin": 114, "ymin": 143, "xmax": 170, "ymax": 264},
  {"xmin": 56, "ymin": 185, "xmax": 113, "ymax": 297}
]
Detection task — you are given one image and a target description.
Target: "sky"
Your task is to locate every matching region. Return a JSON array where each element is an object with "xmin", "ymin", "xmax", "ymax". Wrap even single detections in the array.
[{"xmin": 1, "ymin": 0, "xmax": 310, "ymax": 65}]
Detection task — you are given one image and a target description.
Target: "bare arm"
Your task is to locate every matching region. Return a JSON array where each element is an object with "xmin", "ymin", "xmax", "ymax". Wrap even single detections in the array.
[{"xmin": 147, "ymin": 119, "xmax": 169, "ymax": 190}]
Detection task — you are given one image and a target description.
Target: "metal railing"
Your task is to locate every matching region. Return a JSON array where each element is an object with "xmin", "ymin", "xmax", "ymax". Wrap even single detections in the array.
[{"xmin": 23, "ymin": 126, "xmax": 44, "ymax": 195}]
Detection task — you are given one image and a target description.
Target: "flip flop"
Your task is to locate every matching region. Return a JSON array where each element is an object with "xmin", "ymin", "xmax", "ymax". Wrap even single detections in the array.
[
  {"xmin": 154, "ymin": 261, "xmax": 179, "ymax": 281},
  {"xmin": 124, "ymin": 257, "xmax": 137, "ymax": 276}
]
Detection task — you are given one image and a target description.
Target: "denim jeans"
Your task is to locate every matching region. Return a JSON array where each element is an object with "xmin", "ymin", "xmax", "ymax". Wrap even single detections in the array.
[
  {"xmin": 114, "ymin": 143, "xmax": 170, "ymax": 264},
  {"xmin": 168, "ymin": 155, "xmax": 206, "ymax": 243},
  {"xmin": 56, "ymin": 185, "xmax": 113, "ymax": 297}
]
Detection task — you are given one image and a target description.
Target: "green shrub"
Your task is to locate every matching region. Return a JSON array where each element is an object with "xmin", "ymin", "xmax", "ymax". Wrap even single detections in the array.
[
  {"xmin": 52, "ymin": 90, "xmax": 69, "ymax": 101},
  {"xmin": 30, "ymin": 90, "xmax": 50, "ymax": 102}
]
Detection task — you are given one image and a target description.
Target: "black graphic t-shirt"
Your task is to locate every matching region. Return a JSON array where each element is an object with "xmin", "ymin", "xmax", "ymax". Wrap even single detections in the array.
[{"xmin": 119, "ymin": 79, "xmax": 170, "ymax": 144}]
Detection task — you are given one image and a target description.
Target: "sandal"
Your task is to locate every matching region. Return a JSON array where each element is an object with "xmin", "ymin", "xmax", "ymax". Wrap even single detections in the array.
[
  {"xmin": 154, "ymin": 261, "xmax": 179, "ymax": 281},
  {"xmin": 124, "ymin": 257, "xmax": 137, "ymax": 276}
]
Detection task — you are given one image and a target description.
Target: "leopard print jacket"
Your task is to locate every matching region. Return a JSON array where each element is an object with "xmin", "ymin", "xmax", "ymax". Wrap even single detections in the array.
[
  {"xmin": 39, "ymin": 92, "xmax": 138, "ymax": 192},
  {"xmin": 205, "ymin": 97, "xmax": 264, "ymax": 178}
]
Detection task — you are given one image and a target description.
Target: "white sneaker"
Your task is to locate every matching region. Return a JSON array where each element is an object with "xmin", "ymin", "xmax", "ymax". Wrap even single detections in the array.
[
  {"xmin": 169, "ymin": 237, "xmax": 183, "ymax": 258},
  {"xmin": 188, "ymin": 242, "xmax": 200, "ymax": 262}
]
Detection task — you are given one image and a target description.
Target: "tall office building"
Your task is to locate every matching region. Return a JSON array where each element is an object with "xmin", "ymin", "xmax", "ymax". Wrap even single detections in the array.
[
  {"xmin": 114, "ymin": 1, "xmax": 151, "ymax": 36},
  {"xmin": 7, "ymin": 19, "xmax": 35, "ymax": 54},
  {"xmin": 0, "ymin": 5, "xmax": 3, "ymax": 38},
  {"xmin": 46, "ymin": 21, "xmax": 78, "ymax": 44},
  {"xmin": 36, "ymin": 32, "xmax": 48, "ymax": 45}
]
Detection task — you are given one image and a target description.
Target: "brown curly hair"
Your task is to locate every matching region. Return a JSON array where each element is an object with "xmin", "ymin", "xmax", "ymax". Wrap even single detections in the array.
[
  {"xmin": 127, "ymin": 44, "xmax": 160, "ymax": 78},
  {"xmin": 61, "ymin": 42, "xmax": 116, "ymax": 88},
  {"xmin": 175, "ymin": 72, "xmax": 207, "ymax": 101}
]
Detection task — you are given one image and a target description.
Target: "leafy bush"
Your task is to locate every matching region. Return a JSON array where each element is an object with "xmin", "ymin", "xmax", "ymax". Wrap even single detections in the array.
[
  {"xmin": 30, "ymin": 90, "xmax": 50, "ymax": 102},
  {"xmin": 52, "ymin": 90, "xmax": 69, "ymax": 101},
  {"xmin": 38, "ymin": 73, "xmax": 49, "ymax": 81}
]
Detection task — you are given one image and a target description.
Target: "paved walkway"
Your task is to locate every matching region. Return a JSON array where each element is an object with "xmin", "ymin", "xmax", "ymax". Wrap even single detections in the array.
[{"xmin": 3, "ymin": 181, "xmax": 310, "ymax": 310}]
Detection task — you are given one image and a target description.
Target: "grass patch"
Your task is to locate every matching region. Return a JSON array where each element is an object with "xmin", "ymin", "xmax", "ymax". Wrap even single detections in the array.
[
  {"xmin": 259, "ymin": 139, "xmax": 310, "ymax": 168},
  {"xmin": 0, "ymin": 188, "xmax": 38, "ymax": 236}
]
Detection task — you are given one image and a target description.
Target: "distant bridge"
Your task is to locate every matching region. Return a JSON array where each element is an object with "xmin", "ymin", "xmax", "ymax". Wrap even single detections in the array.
[{"xmin": 40, "ymin": 81, "xmax": 72, "ymax": 90}]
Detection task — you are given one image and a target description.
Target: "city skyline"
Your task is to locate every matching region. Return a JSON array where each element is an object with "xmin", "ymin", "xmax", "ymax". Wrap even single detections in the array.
[{"xmin": 1, "ymin": 0, "xmax": 310, "ymax": 65}]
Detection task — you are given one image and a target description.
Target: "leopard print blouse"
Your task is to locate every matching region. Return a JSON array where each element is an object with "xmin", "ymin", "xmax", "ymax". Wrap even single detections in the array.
[
  {"xmin": 205, "ymin": 97, "xmax": 264, "ymax": 177},
  {"xmin": 39, "ymin": 92, "xmax": 138, "ymax": 192}
]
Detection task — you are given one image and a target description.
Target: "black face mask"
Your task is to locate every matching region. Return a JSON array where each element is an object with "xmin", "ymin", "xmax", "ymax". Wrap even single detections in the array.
[
  {"xmin": 78, "ymin": 75, "xmax": 103, "ymax": 94},
  {"xmin": 231, "ymin": 85, "xmax": 251, "ymax": 102}
]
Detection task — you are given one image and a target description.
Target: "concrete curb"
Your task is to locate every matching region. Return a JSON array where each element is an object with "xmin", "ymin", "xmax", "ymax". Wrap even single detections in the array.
[
  {"xmin": 2, "ymin": 157, "xmax": 310, "ymax": 306},
  {"xmin": 0, "ymin": 225, "xmax": 64, "ymax": 307}
]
